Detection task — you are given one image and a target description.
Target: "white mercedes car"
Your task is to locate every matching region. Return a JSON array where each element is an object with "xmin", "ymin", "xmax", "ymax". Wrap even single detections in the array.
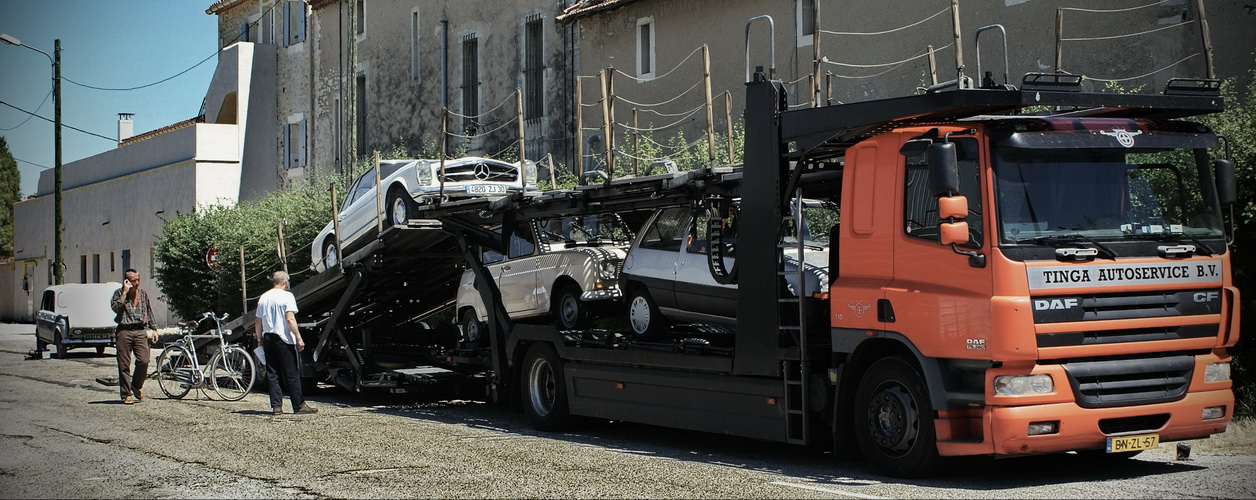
[{"xmin": 311, "ymin": 156, "xmax": 537, "ymax": 272}]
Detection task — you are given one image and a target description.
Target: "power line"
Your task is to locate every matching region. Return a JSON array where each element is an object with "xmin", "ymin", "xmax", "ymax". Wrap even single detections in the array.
[
  {"xmin": 63, "ymin": 51, "xmax": 218, "ymax": 91},
  {"xmin": 15, "ymin": 157, "xmax": 50, "ymax": 170},
  {"xmin": 0, "ymin": 100, "xmax": 115, "ymax": 142},
  {"xmin": 0, "ymin": 88, "xmax": 52, "ymax": 131}
]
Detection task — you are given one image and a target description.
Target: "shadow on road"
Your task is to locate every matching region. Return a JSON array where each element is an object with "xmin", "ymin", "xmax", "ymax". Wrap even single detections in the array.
[{"xmin": 298, "ymin": 386, "xmax": 1206, "ymax": 489}]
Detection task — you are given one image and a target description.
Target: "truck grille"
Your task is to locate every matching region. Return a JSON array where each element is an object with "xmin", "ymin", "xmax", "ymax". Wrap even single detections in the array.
[
  {"xmin": 1032, "ymin": 289, "xmax": 1221, "ymax": 324},
  {"xmin": 1037, "ymin": 324, "xmax": 1217, "ymax": 347},
  {"xmin": 1059, "ymin": 354, "xmax": 1193, "ymax": 408}
]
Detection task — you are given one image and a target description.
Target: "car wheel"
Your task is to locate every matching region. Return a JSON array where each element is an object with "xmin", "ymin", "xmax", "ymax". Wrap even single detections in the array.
[
  {"xmin": 322, "ymin": 239, "xmax": 339, "ymax": 270},
  {"xmin": 96, "ymin": 345, "xmax": 107, "ymax": 355},
  {"xmin": 554, "ymin": 284, "xmax": 592, "ymax": 330},
  {"xmin": 52, "ymin": 322, "xmax": 67, "ymax": 359},
  {"xmin": 460, "ymin": 308, "xmax": 486, "ymax": 345},
  {"xmin": 386, "ymin": 188, "xmax": 415, "ymax": 227},
  {"xmin": 627, "ymin": 286, "xmax": 665, "ymax": 336}
]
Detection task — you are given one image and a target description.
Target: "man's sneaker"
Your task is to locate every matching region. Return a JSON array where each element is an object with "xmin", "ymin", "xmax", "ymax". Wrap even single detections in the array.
[
  {"xmin": 272, "ymin": 407, "xmax": 283, "ymax": 415},
  {"xmin": 295, "ymin": 405, "xmax": 318, "ymax": 414},
  {"xmin": 122, "ymin": 396, "xmax": 135, "ymax": 405}
]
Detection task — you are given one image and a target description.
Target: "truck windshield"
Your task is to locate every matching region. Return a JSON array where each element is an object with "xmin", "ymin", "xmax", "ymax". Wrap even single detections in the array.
[{"xmin": 992, "ymin": 146, "xmax": 1225, "ymax": 245}]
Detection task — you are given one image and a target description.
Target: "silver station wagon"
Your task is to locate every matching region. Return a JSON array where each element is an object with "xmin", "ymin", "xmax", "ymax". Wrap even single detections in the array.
[
  {"xmin": 619, "ymin": 200, "xmax": 837, "ymax": 336},
  {"xmin": 456, "ymin": 215, "xmax": 633, "ymax": 342}
]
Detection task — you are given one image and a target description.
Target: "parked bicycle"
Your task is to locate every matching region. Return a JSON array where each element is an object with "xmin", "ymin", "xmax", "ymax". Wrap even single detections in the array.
[{"xmin": 154, "ymin": 312, "xmax": 256, "ymax": 400}]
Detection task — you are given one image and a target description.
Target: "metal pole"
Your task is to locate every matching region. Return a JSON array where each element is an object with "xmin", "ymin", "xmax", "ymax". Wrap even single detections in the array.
[
  {"xmin": 53, "ymin": 39, "xmax": 62, "ymax": 285},
  {"xmin": 239, "ymin": 246, "xmax": 247, "ymax": 315},
  {"xmin": 440, "ymin": 108, "xmax": 448, "ymax": 200},
  {"xmin": 575, "ymin": 77, "xmax": 584, "ymax": 178},
  {"xmin": 516, "ymin": 88, "xmax": 526, "ymax": 189},
  {"xmin": 1195, "ymin": 0, "xmax": 1215, "ymax": 79},
  {"xmin": 703, "ymin": 45, "xmax": 716, "ymax": 163}
]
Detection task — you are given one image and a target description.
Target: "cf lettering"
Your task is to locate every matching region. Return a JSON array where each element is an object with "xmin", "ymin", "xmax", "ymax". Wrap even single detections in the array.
[{"xmin": 1194, "ymin": 292, "xmax": 1219, "ymax": 303}]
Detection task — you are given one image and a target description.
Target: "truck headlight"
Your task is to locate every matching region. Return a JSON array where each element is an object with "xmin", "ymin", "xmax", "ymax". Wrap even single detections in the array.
[
  {"xmin": 1204, "ymin": 362, "xmax": 1231, "ymax": 383},
  {"xmin": 993, "ymin": 374, "xmax": 1054, "ymax": 396}
]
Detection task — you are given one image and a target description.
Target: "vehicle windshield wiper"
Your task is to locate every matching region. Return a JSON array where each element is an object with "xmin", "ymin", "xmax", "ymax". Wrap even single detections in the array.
[
  {"xmin": 1125, "ymin": 232, "xmax": 1215, "ymax": 256},
  {"xmin": 1021, "ymin": 233, "xmax": 1119, "ymax": 260}
]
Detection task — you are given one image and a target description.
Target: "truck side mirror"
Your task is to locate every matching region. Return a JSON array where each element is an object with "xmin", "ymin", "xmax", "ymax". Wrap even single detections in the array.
[
  {"xmin": 1215, "ymin": 159, "xmax": 1236, "ymax": 206},
  {"xmin": 940, "ymin": 221, "xmax": 970, "ymax": 246},
  {"xmin": 938, "ymin": 195, "xmax": 968, "ymax": 220},
  {"xmin": 927, "ymin": 142, "xmax": 959, "ymax": 196}
]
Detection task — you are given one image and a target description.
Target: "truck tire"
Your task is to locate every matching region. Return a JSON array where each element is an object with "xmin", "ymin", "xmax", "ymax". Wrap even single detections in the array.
[
  {"xmin": 521, "ymin": 343, "xmax": 574, "ymax": 431},
  {"xmin": 853, "ymin": 355, "xmax": 942, "ymax": 478},
  {"xmin": 553, "ymin": 284, "xmax": 592, "ymax": 330}
]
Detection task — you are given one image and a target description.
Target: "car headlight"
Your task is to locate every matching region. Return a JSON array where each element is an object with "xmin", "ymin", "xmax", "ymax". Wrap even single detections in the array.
[
  {"xmin": 993, "ymin": 374, "xmax": 1054, "ymax": 396},
  {"xmin": 1204, "ymin": 362, "xmax": 1231, "ymax": 383},
  {"xmin": 524, "ymin": 160, "xmax": 538, "ymax": 185},
  {"xmin": 599, "ymin": 260, "xmax": 618, "ymax": 278},
  {"xmin": 417, "ymin": 162, "xmax": 433, "ymax": 185}
]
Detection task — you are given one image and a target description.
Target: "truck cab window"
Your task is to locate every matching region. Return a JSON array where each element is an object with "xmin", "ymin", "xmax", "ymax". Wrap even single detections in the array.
[{"xmin": 903, "ymin": 138, "xmax": 982, "ymax": 247}]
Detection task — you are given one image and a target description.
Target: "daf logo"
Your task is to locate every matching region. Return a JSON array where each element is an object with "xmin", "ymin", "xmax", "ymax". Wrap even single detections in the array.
[
  {"xmin": 1194, "ymin": 292, "xmax": 1219, "ymax": 303},
  {"xmin": 1034, "ymin": 298, "xmax": 1079, "ymax": 310},
  {"xmin": 1099, "ymin": 128, "xmax": 1142, "ymax": 148},
  {"xmin": 472, "ymin": 162, "xmax": 492, "ymax": 180}
]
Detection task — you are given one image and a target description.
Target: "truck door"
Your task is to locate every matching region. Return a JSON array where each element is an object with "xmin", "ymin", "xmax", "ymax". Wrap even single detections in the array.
[{"xmin": 888, "ymin": 136, "xmax": 993, "ymax": 355}]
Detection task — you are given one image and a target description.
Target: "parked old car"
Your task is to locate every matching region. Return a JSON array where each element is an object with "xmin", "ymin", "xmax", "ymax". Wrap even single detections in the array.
[
  {"xmin": 36, "ymin": 282, "xmax": 123, "ymax": 357},
  {"xmin": 311, "ymin": 156, "xmax": 538, "ymax": 272},
  {"xmin": 620, "ymin": 200, "xmax": 836, "ymax": 335},
  {"xmin": 456, "ymin": 214, "xmax": 633, "ymax": 341}
]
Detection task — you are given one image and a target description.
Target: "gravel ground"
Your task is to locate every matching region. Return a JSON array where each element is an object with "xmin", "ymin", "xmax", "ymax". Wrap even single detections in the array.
[{"xmin": 1, "ymin": 322, "xmax": 1254, "ymax": 499}]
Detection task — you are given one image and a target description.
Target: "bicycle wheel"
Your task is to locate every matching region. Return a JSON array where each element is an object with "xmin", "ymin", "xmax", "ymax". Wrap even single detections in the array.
[
  {"xmin": 155, "ymin": 345, "xmax": 194, "ymax": 399},
  {"xmin": 209, "ymin": 346, "xmax": 256, "ymax": 401}
]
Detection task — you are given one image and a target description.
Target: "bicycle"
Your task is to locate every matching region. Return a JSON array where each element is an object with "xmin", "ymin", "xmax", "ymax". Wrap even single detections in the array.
[{"xmin": 154, "ymin": 312, "xmax": 257, "ymax": 401}]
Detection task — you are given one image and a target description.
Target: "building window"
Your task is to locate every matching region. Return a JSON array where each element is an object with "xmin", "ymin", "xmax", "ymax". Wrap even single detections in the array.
[
  {"xmin": 411, "ymin": 9, "xmax": 421, "ymax": 84},
  {"xmin": 636, "ymin": 17, "xmax": 655, "ymax": 79},
  {"xmin": 523, "ymin": 14, "xmax": 545, "ymax": 121},
  {"xmin": 110, "ymin": 251, "xmax": 115, "ymax": 273},
  {"xmin": 284, "ymin": 117, "xmax": 307, "ymax": 170},
  {"xmin": 796, "ymin": 0, "xmax": 815, "ymax": 47},
  {"xmin": 80, "ymin": 255, "xmax": 87, "ymax": 284},
  {"xmin": 356, "ymin": 0, "xmax": 365, "ymax": 36},
  {"xmin": 461, "ymin": 33, "xmax": 480, "ymax": 134},
  {"xmin": 91, "ymin": 254, "xmax": 101, "ymax": 283},
  {"xmin": 284, "ymin": 0, "xmax": 306, "ymax": 46},
  {"xmin": 259, "ymin": 0, "xmax": 277, "ymax": 45},
  {"xmin": 356, "ymin": 74, "xmax": 367, "ymax": 156}
]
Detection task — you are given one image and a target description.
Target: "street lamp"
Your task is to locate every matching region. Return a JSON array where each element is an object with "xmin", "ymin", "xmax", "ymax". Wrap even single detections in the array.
[{"xmin": 2, "ymin": 34, "xmax": 63, "ymax": 285}]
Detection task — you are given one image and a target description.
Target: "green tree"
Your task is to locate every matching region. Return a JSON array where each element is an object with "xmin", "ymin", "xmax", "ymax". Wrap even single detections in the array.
[{"xmin": 0, "ymin": 137, "xmax": 19, "ymax": 259}]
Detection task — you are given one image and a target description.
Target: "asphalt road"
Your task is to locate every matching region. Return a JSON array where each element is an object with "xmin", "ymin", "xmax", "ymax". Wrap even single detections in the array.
[{"xmin": 1, "ymin": 322, "xmax": 1253, "ymax": 499}]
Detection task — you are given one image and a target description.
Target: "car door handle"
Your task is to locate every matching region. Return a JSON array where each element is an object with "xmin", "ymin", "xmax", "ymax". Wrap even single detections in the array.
[{"xmin": 502, "ymin": 265, "xmax": 512, "ymax": 271}]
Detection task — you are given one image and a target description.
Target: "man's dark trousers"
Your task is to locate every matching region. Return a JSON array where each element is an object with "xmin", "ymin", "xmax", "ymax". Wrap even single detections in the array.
[{"xmin": 263, "ymin": 332, "xmax": 304, "ymax": 411}]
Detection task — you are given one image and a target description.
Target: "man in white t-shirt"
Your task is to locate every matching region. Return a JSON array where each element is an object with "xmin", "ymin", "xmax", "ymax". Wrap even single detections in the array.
[{"xmin": 254, "ymin": 271, "xmax": 317, "ymax": 415}]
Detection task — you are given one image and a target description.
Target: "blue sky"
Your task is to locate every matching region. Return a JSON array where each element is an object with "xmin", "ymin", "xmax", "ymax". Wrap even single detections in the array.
[{"xmin": 0, "ymin": 1, "xmax": 218, "ymax": 197}]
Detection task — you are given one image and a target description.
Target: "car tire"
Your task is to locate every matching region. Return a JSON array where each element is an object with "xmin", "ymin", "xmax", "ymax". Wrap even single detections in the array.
[
  {"xmin": 52, "ymin": 324, "xmax": 68, "ymax": 358},
  {"xmin": 627, "ymin": 286, "xmax": 665, "ymax": 336},
  {"xmin": 553, "ymin": 284, "xmax": 592, "ymax": 330},
  {"xmin": 386, "ymin": 188, "xmax": 415, "ymax": 227},
  {"xmin": 460, "ymin": 308, "xmax": 487, "ymax": 345},
  {"xmin": 322, "ymin": 239, "xmax": 339, "ymax": 270}
]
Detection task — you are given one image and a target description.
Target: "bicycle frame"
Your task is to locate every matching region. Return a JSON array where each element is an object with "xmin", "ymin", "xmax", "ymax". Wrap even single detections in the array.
[{"xmin": 156, "ymin": 312, "xmax": 256, "ymax": 401}]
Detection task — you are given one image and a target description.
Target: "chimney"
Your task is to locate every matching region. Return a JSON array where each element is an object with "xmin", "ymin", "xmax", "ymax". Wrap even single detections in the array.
[{"xmin": 117, "ymin": 113, "xmax": 134, "ymax": 145}]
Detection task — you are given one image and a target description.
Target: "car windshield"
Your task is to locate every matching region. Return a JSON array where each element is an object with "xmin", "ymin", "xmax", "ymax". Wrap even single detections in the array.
[
  {"xmin": 538, "ymin": 215, "xmax": 633, "ymax": 245},
  {"xmin": 993, "ymin": 147, "xmax": 1225, "ymax": 244}
]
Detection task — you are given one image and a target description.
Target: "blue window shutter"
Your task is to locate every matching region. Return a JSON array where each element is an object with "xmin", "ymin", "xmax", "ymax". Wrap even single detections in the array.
[
  {"xmin": 283, "ymin": 124, "xmax": 291, "ymax": 170},
  {"xmin": 240, "ymin": 22, "xmax": 249, "ymax": 42},
  {"xmin": 282, "ymin": 1, "xmax": 291, "ymax": 48},
  {"xmin": 297, "ymin": 1, "xmax": 306, "ymax": 42},
  {"xmin": 298, "ymin": 119, "xmax": 308, "ymax": 167}
]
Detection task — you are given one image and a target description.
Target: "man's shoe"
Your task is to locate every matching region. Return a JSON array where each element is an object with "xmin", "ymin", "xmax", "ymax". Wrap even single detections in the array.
[
  {"xmin": 134, "ymin": 389, "xmax": 144, "ymax": 402},
  {"xmin": 122, "ymin": 396, "xmax": 135, "ymax": 405},
  {"xmin": 272, "ymin": 407, "xmax": 283, "ymax": 415},
  {"xmin": 295, "ymin": 405, "xmax": 318, "ymax": 414}
]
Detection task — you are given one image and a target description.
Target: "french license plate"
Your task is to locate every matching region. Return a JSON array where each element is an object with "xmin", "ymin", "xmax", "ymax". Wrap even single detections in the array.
[
  {"xmin": 1106, "ymin": 433, "xmax": 1159, "ymax": 453},
  {"xmin": 465, "ymin": 184, "xmax": 507, "ymax": 195}
]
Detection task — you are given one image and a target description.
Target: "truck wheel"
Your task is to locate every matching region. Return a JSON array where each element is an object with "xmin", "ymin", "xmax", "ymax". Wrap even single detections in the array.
[
  {"xmin": 627, "ymin": 286, "xmax": 664, "ymax": 336},
  {"xmin": 522, "ymin": 343, "xmax": 574, "ymax": 431},
  {"xmin": 853, "ymin": 355, "xmax": 942, "ymax": 478},
  {"xmin": 553, "ymin": 284, "xmax": 592, "ymax": 330}
]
